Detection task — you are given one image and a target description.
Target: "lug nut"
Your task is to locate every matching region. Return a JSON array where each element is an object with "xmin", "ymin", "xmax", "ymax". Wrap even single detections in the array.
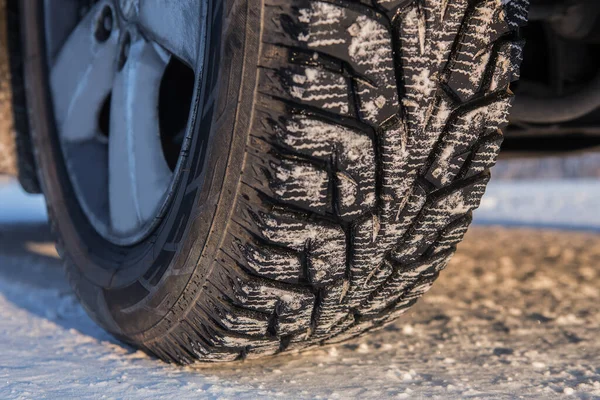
[{"xmin": 94, "ymin": 6, "xmax": 113, "ymax": 43}]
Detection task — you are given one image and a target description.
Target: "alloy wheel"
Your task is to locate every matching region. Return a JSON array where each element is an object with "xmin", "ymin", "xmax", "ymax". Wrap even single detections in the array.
[{"xmin": 46, "ymin": 0, "xmax": 207, "ymax": 245}]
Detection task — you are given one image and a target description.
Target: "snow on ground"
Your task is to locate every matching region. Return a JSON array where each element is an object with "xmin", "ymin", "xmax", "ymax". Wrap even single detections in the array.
[{"xmin": 1, "ymin": 177, "xmax": 599, "ymax": 399}]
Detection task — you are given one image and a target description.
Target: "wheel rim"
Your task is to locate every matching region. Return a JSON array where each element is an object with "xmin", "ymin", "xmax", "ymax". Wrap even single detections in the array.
[{"xmin": 44, "ymin": 0, "xmax": 208, "ymax": 245}]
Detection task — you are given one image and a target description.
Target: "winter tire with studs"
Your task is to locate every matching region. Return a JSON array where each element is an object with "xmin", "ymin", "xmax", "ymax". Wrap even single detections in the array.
[{"xmin": 14, "ymin": 0, "xmax": 529, "ymax": 363}]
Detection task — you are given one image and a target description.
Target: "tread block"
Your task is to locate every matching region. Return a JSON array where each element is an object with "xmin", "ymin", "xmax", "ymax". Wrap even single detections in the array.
[
  {"xmin": 310, "ymin": 283, "xmax": 349, "ymax": 338},
  {"xmin": 426, "ymin": 98, "xmax": 511, "ymax": 187},
  {"xmin": 446, "ymin": 0, "xmax": 520, "ymax": 101},
  {"xmin": 392, "ymin": 178, "xmax": 490, "ymax": 264},
  {"xmin": 346, "ymin": 217, "xmax": 392, "ymax": 305},
  {"xmin": 489, "ymin": 40, "xmax": 525, "ymax": 92},
  {"xmin": 271, "ymin": 157, "xmax": 331, "ymax": 213},
  {"xmin": 243, "ymin": 244, "xmax": 304, "ymax": 284},
  {"xmin": 187, "ymin": 300, "xmax": 280, "ymax": 354},
  {"xmin": 465, "ymin": 135, "xmax": 503, "ymax": 178},
  {"xmin": 259, "ymin": 66, "xmax": 354, "ymax": 116},
  {"xmin": 264, "ymin": 0, "xmax": 399, "ymax": 124},
  {"xmin": 219, "ymin": 272, "xmax": 315, "ymax": 336},
  {"xmin": 503, "ymin": 0, "xmax": 530, "ymax": 29},
  {"xmin": 359, "ymin": 251, "xmax": 451, "ymax": 316},
  {"xmin": 399, "ymin": 1, "xmax": 468, "ymax": 127},
  {"xmin": 274, "ymin": 116, "xmax": 376, "ymax": 220},
  {"xmin": 345, "ymin": 15, "xmax": 399, "ymax": 123},
  {"xmin": 256, "ymin": 213, "xmax": 347, "ymax": 285},
  {"xmin": 345, "ymin": 185, "xmax": 427, "ymax": 309},
  {"xmin": 425, "ymin": 151, "xmax": 469, "ymax": 188},
  {"xmin": 201, "ymin": 297, "xmax": 271, "ymax": 337},
  {"xmin": 430, "ymin": 214, "xmax": 472, "ymax": 255}
]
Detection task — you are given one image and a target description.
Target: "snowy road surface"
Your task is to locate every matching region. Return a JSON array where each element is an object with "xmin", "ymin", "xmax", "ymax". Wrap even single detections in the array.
[{"xmin": 1, "ymin": 178, "xmax": 599, "ymax": 399}]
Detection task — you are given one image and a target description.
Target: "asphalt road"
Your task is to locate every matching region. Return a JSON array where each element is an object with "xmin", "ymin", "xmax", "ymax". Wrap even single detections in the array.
[{"xmin": 1, "ymin": 183, "xmax": 598, "ymax": 398}]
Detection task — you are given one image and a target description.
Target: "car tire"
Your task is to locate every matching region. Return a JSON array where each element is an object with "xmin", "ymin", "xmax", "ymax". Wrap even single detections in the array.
[{"xmin": 17, "ymin": 0, "xmax": 528, "ymax": 363}]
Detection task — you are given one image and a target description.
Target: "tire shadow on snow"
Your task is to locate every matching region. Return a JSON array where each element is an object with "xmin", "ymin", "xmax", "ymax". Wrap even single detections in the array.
[{"xmin": 0, "ymin": 220, "xmax": 130, "ymax": 347}]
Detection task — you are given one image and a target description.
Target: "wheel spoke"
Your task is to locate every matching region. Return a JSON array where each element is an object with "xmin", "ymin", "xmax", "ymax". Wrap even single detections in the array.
[
  {"xmin": 135, "ymin": 1, "xmax": 203, "ymax": 68},
  {"xmin": 108, "ymin": 37, "xmax": 173, "ymax": 235},
  {"xmin": 50, "ymin": 3, "xmax": 119, "ymax": 143}
]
